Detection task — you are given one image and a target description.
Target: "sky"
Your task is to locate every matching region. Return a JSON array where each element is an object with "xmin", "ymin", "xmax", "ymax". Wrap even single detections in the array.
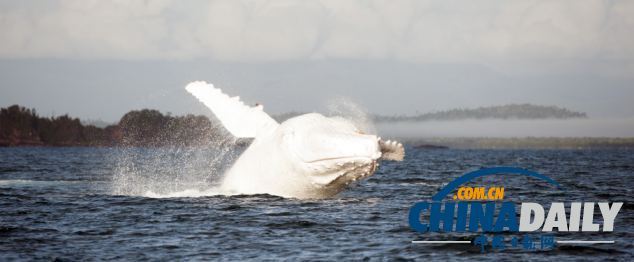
[{"xmin": 0, "ymin": 0, "xmax": 633, "ymax": 122}]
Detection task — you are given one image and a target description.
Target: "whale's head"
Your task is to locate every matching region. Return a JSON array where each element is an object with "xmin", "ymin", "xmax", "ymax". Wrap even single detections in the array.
[{"xmin": 278, "ymin": 113, "xmax": 402, "ymax": 195}]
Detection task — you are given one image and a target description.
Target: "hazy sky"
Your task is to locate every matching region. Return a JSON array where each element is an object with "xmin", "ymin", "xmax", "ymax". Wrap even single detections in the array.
[{"xmin": 1, "ymin": 0, "xmax": 633, "ymax": 122}]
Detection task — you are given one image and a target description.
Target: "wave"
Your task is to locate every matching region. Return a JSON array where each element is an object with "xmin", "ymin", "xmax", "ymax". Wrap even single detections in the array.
[{"xmin": 142, "ymin": 188, "xmax": 228, "ymax": 198}]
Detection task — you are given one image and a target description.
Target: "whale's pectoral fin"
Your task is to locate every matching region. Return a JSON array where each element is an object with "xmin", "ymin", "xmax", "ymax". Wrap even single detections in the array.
[
  {"xmin": 379, "ymin": 139, "xmax": 404, "ymax": 161},
  {"xmin": 185, "ymin": 81, "xmax": 279, "ymax": 138}
]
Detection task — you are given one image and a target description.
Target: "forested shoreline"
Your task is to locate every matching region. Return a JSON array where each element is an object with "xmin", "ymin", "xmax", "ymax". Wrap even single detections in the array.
[
  {"xmin": 1, "ymin": 104, "xmax": 631, "ymax": 149},
  {"xmin": 0, "ymin": 105, "xmax": 221, "ymax": 147}
]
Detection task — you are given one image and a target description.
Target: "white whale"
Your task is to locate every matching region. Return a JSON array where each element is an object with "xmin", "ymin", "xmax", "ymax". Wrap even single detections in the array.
[{"xmin": 186, "ymin": 81, "xmax": 404, "ymax": 199}]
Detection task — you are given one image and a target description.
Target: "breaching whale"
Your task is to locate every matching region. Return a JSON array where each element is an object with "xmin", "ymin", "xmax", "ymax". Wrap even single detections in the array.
[{"xmin": 186, "ymin": 81, "xmax": 404, "ymax": 199}]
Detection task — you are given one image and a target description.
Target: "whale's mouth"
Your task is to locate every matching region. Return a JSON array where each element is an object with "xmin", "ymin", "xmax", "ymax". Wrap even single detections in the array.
[
  {"xmin": 300, "ymin": 139, "xmax": 402, "ymax": 190},
  {"xmin": 306, "ymin": 156, "xmax": 378, "ymax": 188},
  {"xmin": 306, "ymin": 155, "xmax": 377, "ymax": 164},
  {"xmin": 325, "ymin": 160, "xmax": 378, "ymax": 189}
]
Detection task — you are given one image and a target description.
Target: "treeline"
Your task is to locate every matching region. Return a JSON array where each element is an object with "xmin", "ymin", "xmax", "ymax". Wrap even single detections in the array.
[
  {"xmin": 0, "ymin": 105, "xmax": 222, "ymax": 147},
  {"xmin": 118, "ymin": 109, "xmax": 222, "ymax": 146},
  {"xmin": 273, "ymin": 104, "xmax": 587, "ymax": 122}
]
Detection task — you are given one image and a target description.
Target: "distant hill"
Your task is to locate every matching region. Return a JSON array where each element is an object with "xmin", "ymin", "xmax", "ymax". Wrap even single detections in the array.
[
  {"xmin": 273, "ymin": 104, "xmax": 587, "ymax": 122},
  {"xmin": 373, "ymin": 104, "xmax": 587, "ymax": 122}
]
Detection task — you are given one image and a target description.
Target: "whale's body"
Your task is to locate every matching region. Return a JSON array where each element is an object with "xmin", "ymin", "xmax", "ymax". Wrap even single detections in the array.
[{"xmin": 186, "ymin": 81, "xmax": 403, "ymax": 198}]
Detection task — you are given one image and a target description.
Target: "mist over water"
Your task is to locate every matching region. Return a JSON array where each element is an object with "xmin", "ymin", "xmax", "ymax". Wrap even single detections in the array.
[{"xmin": 377, "ymin": 118, "xmax": 634, "ymax": 138}]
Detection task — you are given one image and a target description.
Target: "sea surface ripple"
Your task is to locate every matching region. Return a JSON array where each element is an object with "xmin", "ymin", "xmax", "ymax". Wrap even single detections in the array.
[{"xmin": 0, "ymin": 147, "xmax": 632, "ymax": 260}]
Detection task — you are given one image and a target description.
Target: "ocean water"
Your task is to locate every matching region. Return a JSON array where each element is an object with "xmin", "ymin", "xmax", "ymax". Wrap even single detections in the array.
[{"xmin": 0, "ymin": 147, "xmax": 632, "ymax": 261}]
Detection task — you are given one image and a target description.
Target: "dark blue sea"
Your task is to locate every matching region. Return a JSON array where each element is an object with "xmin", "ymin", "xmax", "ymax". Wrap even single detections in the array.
[{"xmin": 1, "ymin": 147, "xmax": 632, "ymax": 261}]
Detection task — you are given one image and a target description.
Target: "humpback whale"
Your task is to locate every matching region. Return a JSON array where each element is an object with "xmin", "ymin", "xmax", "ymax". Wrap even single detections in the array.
[{"xmin": 186, "ymin": 81, "xmax": 404, "ymax": 199}]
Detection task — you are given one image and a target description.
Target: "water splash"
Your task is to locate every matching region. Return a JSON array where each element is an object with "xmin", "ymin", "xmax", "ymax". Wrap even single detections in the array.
[
  {"xmin": 111, "ymin": 121, "xmax": 244, "ymax": 198},
  {"xmin": 325, "ymin": 97, "xmax": 377, "ymax": 135}
]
